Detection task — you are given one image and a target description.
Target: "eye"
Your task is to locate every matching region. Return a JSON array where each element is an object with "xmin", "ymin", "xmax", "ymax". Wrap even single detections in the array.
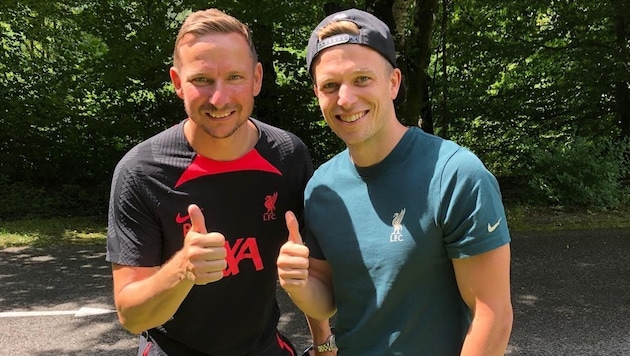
[
  {"xmin": 227, "ymin": 74, "xmax": 243, "ymax": 81},
  {"xmin": 355, "ymin": 75, "xmax": 370, "ymax": 85},
  {"xmin": 191, "ymin": 77, "xmax": 210, "ymax": 85},
  {"xmin": 320, "ymin": 82, "xmax": 339, "ymax": 93}
]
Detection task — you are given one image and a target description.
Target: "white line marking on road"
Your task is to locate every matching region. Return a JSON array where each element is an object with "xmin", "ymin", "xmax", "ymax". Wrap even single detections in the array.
[{"xmin": 0, "ymin": 307, "xmax": 116, "ymax": 318}]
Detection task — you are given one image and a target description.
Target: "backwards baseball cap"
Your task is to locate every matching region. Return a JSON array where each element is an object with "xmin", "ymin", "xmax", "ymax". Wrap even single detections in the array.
[{"xmin": 306, "ymin": 8, "xmax": 397, "ymax": 76}]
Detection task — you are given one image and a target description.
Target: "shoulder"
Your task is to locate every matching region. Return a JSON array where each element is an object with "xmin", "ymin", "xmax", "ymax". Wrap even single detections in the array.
[
  {"xmin": 255, "ymin": 119, "xmax": 305, "ymax": 146},
  {"xmin": 441, "ymin": 146, "xmax": 491, "ymax": 182},
  {"xmin": 253, "ymin": 118, "xmax": 311, "ymax": 160},
  {"xmin": 404, "ymin": 128, "xmax": 487, "ymax": 178},
  {"xmin": 112, "ymin": 123, "xmax": 188, "ymax": 184},
  {"xmin": 308, "ymin": 150, "xmax": 350, "ymax": 186},
  {"xmin": 407, "ymin": 127, "xmax": 463, "ymax": 158}
]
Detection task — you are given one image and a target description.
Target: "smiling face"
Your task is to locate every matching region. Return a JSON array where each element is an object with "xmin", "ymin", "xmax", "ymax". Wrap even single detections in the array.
[
  {"xmin": 312, "ymin": 43, "xmax": 401, "ymax": 151},
  {"xmin": 170, "ymin": 32, "xmax": 262, "ymax": 141}
]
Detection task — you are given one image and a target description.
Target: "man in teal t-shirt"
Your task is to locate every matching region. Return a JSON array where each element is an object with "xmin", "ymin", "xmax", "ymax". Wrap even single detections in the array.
[{"xmin": 277, "ymin": 8, "xmax": 513, "ymax": 355}]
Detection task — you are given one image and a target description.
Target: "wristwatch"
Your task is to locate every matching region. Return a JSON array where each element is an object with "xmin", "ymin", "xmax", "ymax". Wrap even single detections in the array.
[{"xmin": 316, "ymin": 333, "xmax": 337, "ymax": 352}]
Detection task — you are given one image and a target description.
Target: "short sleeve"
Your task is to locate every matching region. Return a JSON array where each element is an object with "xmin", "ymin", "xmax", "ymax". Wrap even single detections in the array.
[
  {"xmin": 106, "ymin": 154, "xmax": 163, "ymax": 266},
  {"xmin": 439, "ymin": 149, "xmax": 510, "ymax": 258}
]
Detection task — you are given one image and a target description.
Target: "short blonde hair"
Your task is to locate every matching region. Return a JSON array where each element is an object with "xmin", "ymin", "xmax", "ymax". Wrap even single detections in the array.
[
  {"xmin": 173, "ymin": 8, "xmax": 257, "ymax": 67},
  {"xmin": 317, "ymin": 21, "xmax": 360, "ymax": 40}
]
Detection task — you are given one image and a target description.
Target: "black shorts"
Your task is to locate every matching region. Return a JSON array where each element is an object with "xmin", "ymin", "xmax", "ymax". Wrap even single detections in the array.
[{"xmin": 138, "ymin": 330, "xmax": 297, "ymax": 356}]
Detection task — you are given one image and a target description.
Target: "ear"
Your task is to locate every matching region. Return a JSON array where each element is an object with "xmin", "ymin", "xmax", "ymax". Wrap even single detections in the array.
[
  {"xmin": 389, "ymin": 68, "xmax": 402, "ymax": 100},
  {"xmin": 170, "ymin": 66, "xmax": 184, "ymax": 99},
  {"xmin": 253, "ymin": 62, "xmax": 263, "ymax": 97}
]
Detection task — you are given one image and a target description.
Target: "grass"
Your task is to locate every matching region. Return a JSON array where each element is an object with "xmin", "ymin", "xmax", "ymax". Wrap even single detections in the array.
[
  {"xmin": 506, "ymin": 205, "xmax": 630, "ymax": 232},
  {"xmin": 1, "ymin": 205, "xmax": 630, "ymax": 248},
  {"xmin": 0, "ymin": 216, "xmax": 107, "ymax": 248}
]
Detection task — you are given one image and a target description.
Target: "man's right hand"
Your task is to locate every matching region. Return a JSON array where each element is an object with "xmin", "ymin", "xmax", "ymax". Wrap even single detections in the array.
[
  {"xmin": 277, "ymin": 211, "xmax": 310, "ymax": 292},
  {"xmin": 182, "ymin": 204, "xmax": 227, "ymax": 285}
]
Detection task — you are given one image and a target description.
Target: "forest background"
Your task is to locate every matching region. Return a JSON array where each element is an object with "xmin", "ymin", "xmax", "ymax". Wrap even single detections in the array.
[{"xmin": 1, "ymin": 0, "xmax": 629, "ymax": 221}]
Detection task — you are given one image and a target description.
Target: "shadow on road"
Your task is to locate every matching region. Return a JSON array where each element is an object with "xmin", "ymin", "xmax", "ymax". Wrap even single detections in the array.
[
  {"xmin": 508, "ymin": 228, "xmax": 630, "ymax": 355},
  {"xmin": 0, "ymin": 245, "xmax": 312, "ymax": 355},
  {"xmin": 1, "ymin": 228, "xmax": 629, "ymax": 355}
]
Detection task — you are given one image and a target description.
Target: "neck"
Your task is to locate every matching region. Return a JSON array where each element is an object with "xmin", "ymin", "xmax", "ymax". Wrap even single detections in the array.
[{"xmin": 348, "ymin": 122, "xmax": 408, "ymax": 167}]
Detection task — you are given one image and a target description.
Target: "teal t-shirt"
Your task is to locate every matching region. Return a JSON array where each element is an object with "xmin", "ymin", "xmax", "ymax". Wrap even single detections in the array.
[{"xmin": 304, "ymin": 127, "xmax": 510, "ymax": 355}]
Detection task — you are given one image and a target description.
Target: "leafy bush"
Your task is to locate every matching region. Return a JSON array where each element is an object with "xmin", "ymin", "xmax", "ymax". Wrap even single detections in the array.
[
  {"xmin": 522, "ymin": 136, "xmax": 630, "ymax": 208},
  {"xmin": 0, "ymin": 182, "xmax": 110, "ymax": 220}
]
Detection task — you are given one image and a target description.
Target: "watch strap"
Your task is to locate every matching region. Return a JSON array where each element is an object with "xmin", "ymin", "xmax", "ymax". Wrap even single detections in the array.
[{"xmin": 315, "ymin": 334, "xmax": 337, "ymax": 352}]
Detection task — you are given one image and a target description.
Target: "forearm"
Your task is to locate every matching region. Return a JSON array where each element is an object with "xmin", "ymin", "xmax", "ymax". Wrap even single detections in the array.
[
  {"xmin": 307, "ymin": 315, "xmax": 332, "ymax": 344},
  {"xmin": 306, "ymin": 316, "xmax": 337, "ymax": 356},
  {"xmin": 114, "ymin": 252, "xmax": 195, "ymax": 334},
  {"xmin": 287, "ymin": 276, "xmax": 336, "ymax": 320},
  {"xmin": 460, "ymin": 306, "xmax": 513, "ymax": 356}
]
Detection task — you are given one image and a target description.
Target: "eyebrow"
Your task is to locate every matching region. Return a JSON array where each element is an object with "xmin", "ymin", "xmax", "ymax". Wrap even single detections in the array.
[
  {"xmin": 353, "ymin": 67, "xmax": 376, "ymax": 75},
  {"xmin": 317, "ymin": 67, "xmax": 376, "ymax": 81},
  {"xmin": 186, "ymin": 68, "xmax": 248, "ymax": 79}
]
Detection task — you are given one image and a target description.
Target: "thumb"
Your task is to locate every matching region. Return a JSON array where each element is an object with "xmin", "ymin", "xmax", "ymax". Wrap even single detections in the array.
[
  {"xmin": 285, "ymin": 211, "xmax": 303, "ymax": 244},
  {"xmin": 188, "ymin": 204, "xmax": 207, "ymax": 234}
]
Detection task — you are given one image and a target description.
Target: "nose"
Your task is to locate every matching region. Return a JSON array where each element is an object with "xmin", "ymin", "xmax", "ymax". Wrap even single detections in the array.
[
  {"xmin": 336, "ymin": 83, "xmax": 357, "ymax": 108},
  {"xmin": 209, "ymin": 81, "xmax": 229, "ymax": 107}
]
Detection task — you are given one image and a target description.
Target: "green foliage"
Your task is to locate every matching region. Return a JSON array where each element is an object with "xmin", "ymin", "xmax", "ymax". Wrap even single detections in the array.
[
  {"xmin": 1, "ymin": 0, "xmax": 628, "ymax": 217},
  {"xmin": 435, "ymin": 0, "xmax": 629, "ymax": 177},
  {"xmin": 0, "ymin": 182, "xmax": 109, "ymax": 219},
  {"xmin": 522, "ymin": 136, "xmax": 630, "ymax": 208}
]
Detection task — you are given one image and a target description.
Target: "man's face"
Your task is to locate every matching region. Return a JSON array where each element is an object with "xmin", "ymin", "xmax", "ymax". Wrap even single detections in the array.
[
  {"xmin": 312, "ymin": 44, "xmax": 400, "ymax": 148},
  {"xmin": 170, "ymin": 32, "xmax": 262, "ymax": 140}
]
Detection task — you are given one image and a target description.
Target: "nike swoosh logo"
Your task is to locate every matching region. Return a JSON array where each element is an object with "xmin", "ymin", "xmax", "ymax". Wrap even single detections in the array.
[
  {"xmin": 175, "ymin": 213, "xmax": 190, "ymax": 224},
  {"xmin": 488, "ymin": 218, "xmax": 502, "ymax": 233}
]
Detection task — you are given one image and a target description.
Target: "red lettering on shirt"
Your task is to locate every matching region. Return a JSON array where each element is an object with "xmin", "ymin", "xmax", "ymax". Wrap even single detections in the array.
[
  {"xmin": 224, "ymin": 237, "xmax": 263, "ymax": 277},
  {"xmin": 182, "ymin": 223, "xmax": 192, "ymax": 237}
]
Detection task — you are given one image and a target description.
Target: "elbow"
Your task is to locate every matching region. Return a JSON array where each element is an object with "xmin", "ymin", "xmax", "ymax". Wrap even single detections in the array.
[
  {"xmin": 463, "ymin": 302, "xmax": 513, "ymax": 355},
  {"xmin": 122, "ymin": 325, "xmax": 144, "ymax": 335},
  {"xmin": 489, "ymin": 302, "xmax": 514, "ymax": 349},
  {"xmin": 501, "ymin": 303, "xmax": 514, "ymax": 339},
  {"xmin": 116, "ymin": 306, "xmax": 165, "ymax": 335},
  {"xmin": 117, "ymin": 312, "xmax": 145, "ymax": 335}
]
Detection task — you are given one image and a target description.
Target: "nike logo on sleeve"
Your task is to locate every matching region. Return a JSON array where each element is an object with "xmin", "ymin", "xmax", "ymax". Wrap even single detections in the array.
[{"xmin": 488, "ymin": 218, "xmax": 502, "ymax": 232}]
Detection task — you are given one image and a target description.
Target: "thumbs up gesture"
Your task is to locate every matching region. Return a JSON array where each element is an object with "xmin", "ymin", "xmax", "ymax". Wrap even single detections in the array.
[
  {"xmin": 277, "ymin": 211, "xmax": 310, "ymax": 292},
  {"xmin": 182, "ymin": 204, "xmax": 227, "ymax": 285}
]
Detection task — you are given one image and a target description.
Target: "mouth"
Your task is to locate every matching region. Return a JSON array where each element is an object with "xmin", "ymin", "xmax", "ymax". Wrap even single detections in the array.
[
  {"xmin": 206, "ymin": 110, "xmax": 234, "ymax": 119},
  {"xmin": 336, "ymin": 111, "xmax": 368, "ymax": 123}
]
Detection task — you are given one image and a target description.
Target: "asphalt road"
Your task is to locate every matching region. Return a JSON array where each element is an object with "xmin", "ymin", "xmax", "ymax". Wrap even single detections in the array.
[{"xmin": 0, "ymin": 228, "xmax": 629, "ymax": 355}]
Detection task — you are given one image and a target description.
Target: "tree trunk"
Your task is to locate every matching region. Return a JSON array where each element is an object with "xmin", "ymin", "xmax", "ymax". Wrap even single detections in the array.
[
  {"xmin": 439, "ymin": 0, "xmax": 449, "ymax": 139},
  {"xmin": 403, "ymin": 0, "xmax": 437, "ymax": 134},
  {"xmin": 616, "ymin": 82, "xmax": 630, "ymax": 139},
  {"xmin": 613, "ymin": 5, "xmax": 630, "ymax": 139},
  {"xmin": 251, "ymin": 22, "xmax": 279, "ymax": 127},
  {"xmin": 367, "ymin": 0, "xmax": 437, "ymax": 133}
]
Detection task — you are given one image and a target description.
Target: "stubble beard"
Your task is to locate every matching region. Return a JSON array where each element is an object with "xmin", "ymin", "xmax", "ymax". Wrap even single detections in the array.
[
  {"xmin": 190, "ymin": 104, "xmax": 248, "ymax": 140},
  {"xmin": 201, "ymin": 119, "xmax": 245, "ymax": 139}
]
